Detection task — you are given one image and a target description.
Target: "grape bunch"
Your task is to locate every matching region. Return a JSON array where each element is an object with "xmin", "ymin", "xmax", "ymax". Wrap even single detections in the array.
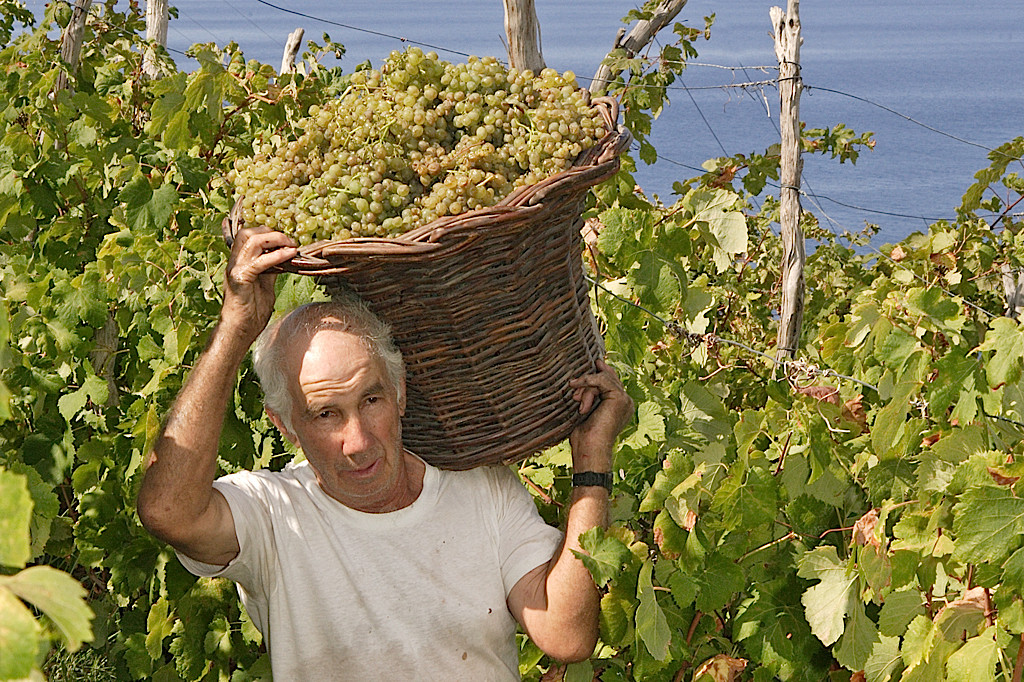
[{"xmin": 228, "ymin": 47, "xmax": 606, "ymax": 244}]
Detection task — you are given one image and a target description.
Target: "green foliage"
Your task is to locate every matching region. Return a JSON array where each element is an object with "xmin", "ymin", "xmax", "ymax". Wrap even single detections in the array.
[
  {"xmin": 574, "ymin": 48, "xmax": 1024, "ymax": 678},
  {"xmin": 0, "ymin": 467, "xmax": 94, "ymax": 680},
  {"xmin": 0, "ymin": 2, "xmax": 345, "ymax": 679},
  {"xmin": 1, "ymin": 1, "xmax": 1022, "ymax": 681}
]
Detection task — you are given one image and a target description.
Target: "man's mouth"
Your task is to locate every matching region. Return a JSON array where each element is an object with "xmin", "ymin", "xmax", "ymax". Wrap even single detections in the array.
[{"xmin": 348, "ymin": 459, "xmax": 380, "ymax": 479}]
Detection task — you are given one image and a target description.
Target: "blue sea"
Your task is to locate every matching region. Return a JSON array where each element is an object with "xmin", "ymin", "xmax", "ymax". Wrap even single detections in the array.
[{"xmin": 22, "ymin": 0, "xmax": 1024, "ymax": 247}]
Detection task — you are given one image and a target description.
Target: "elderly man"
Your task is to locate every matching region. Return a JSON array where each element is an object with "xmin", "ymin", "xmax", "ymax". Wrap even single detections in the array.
[{"xmin": 137, "ymin": 227, "xmax": 633, "ymax": 680}]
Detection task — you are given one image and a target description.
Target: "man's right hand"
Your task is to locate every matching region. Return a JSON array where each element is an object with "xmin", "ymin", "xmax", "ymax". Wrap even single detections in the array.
[{"xmin": 220, "ymin": 226, "xmax": 298, "ymax": 346}]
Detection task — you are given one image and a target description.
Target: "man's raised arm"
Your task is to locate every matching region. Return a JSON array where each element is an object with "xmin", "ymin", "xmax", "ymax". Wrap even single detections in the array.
[
  {"xmin": 136, "ymin": 228, "xmax": 297, "ymax": 566},
  {"xmin": 508, "ymin": 359, "xmax": 634, "ymax": 662}
]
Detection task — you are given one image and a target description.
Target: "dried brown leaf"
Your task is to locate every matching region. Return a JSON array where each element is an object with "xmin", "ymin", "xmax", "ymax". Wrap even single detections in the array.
[
  {"xmin": 842, "ymin": 394, "xmax": 868, "ymax": 430},
  {"xmin": 693, "ymin": 654, "xmax": 747, "ymax": 682},
  {"xmin": 852, "ymin": 508, "xmax": 881, "ymax": 548},
  {"xmin": 794, "ymin": 384, "xmax": 840, "ymax": 405},
  {"xmin": 987, "ymin": 466, "xmax": 1020, "ymax": 487},
  {"xmin": 582, "ymin": 217, "xmax": 602, "ymax": 248},
  {"xmin": 540, "ymin": 664, "xmax": 566, "ymax": 682}
]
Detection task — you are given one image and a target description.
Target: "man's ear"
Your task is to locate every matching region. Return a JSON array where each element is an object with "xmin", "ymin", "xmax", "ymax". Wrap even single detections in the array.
[
  {"xmin": 265, "ymin": 406, "xmax": 298, "ymax": 446},
  {"xmin": 398, "ymin": 374, "xmax": 407, "ymax": 417}
]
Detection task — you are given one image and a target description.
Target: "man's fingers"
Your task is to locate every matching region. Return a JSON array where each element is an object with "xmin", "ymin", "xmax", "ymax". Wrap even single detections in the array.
[
  {"xmin": 575, "ymin": 386, "xmax": 599, "ymax": 414},
  {"xmin": 569, "ymin": 365, "xmax": 624, "ymax": 396},
  {"xmin": 570, "ymin": 362, "xmax": 627, "ymax": 416},
  {"xmin": 229, "ymin": 230, "xmax": 298, "ymax": 283}
]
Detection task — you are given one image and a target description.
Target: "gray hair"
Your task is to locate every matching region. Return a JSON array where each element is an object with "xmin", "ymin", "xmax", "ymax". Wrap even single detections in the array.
[{"xmin": 252, "ymin": 297, "xmax": 405, "ymax": 432}]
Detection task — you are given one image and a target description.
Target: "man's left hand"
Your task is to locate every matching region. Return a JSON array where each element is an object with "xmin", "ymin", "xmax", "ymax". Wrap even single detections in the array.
[{"xmin": 568, "ymin": 359, "xmax": 634, "ymax": 473}]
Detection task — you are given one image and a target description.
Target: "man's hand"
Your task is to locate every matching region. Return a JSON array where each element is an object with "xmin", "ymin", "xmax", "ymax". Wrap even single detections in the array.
[
  {"xmin": 220, "ymin": 226, "xmax": 298, "ymax": 346},
  {"xmin": 568, "ymin": 359, "xmax": 634, "ymax": 473}
]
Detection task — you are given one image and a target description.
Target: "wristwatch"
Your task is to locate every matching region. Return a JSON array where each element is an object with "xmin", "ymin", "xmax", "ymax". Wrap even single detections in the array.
[{"xmin": 572, "ymin": 471, "xmax": 613, "ymax": 493}]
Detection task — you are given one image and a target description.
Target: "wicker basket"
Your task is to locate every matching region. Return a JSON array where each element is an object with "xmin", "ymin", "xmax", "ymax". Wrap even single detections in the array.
[{"xmin": 225, "ymin": 96, "xmax": 630, "ymax": 470}]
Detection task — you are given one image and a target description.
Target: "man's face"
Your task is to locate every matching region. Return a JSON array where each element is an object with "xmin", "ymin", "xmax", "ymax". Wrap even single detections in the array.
[{"xmin": 274, "ymin": 327, "xmax": 414, "ymax": 513}]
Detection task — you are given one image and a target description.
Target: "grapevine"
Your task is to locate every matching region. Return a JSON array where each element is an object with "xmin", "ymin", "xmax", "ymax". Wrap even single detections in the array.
[{"xmin": 227, "ymin": 47, "xmax": 605, "ymax": 243}]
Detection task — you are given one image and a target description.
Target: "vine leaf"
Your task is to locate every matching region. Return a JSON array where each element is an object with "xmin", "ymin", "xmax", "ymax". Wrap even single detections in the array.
[
  {"xmin": 953, "ymin": 485, "xmax": 1024, "ymax": 565},
  {"xmin": 0, "ymin": 566, "xmax": 94, "ymax": 652},
  {"xmin": 797, "ymin": 546, "xmax": 857, "ymax": 646},
  {"xmin": 835, "ymin": 599, "xmax": 879, "ymax": 672},
  {"xmin": 863, "ymin": 634, "xmax": 901, "ymax": 682},
  {"xmin": 623, "ymin": 401, "xmax": 666, "ymax": 450},
  {"xmin": 574, "ymin": 528, "xmax": 632, "ymax": 588},
  {"xmin": 0, "ymin": 589, "xmax": 40, "ymax": 680},
  {"xmin": 1002, "ymin": 547, "xmax": 1024, "ymax": 594},
  {"xmin": 878, "ymin": 588, "xmax": 926, "ymax": 637},
  {"xmin": 120, "ymin": 175, "xmax": 179, "ymax": 233},
  {"xmin": 635, "ymin": 560, "xmax": 670, "ymax": 661},
  {"xmin": 944, "ymin": 631, "xmax": 998, "ymax": 682},
  {"xmin": 934, "ymin": 587, "xmax": 987, "ymax": 642},
  {"xmin": 976, "ymin": 317, "xmax": 1024, "ymax": 388},
  {"xmin": 0, "ymin": 469, "xmax": 33, "ymax": 568}
]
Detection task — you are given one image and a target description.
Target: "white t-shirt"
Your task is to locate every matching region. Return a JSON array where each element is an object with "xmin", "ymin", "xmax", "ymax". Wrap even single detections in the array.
[{"xmin": 177, "ymin": 459, "xmax": 563, "ymax": 681}]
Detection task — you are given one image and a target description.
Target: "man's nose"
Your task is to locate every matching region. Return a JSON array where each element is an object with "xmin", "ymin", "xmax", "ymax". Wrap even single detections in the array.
[{"xmin": 341, "ymin": 415, "xmax": 373, "ymax": 459}]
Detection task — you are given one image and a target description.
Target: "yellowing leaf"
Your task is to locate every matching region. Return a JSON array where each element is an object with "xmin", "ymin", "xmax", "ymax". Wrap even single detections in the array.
[
  {"xmin": 797, "ymin": 546, "xmax": 856, "ymax": 646},
  {"xmin": 945, "ymin": 632, "xmax": 997, "ymax": 682},
  {"xmin": 953, "ymin": 485, "xmax": 1024, "ymax": 565},
  {"xmin": 0, "ymin": 468, "xmax": 33, "ymax": 568},
  {"xmin": 0, "ymin": 566, "xmax": 93, "ymax": 652},
  {"xmin": 0, "ymin": 588, "xmax": 41, "ymax": 679},
  {"xmin": 935, "ymin": 587, "xmax": 987, "ymax": 643}
]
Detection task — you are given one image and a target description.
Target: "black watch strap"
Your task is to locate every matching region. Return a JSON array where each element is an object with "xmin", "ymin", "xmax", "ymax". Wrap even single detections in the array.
[{"xmin": 572, "ymin": 471, "xmax": 613, "ymax": 493}]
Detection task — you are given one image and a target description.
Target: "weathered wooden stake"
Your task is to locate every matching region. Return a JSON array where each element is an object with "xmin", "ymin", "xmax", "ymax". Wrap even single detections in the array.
[
  {"xmin": 52, "ymin": 0, "xmax": 122, "ymax": 403},
  {"xmin": 502, "ymin": 0, "xmax": 544, "ymax": 73},
  {"xmin": 143, "ymin": 0, "xmax": 168, "ymax": 79},
  {"xmin": 53, "ymin": 0, "xmax": 93, "ymax": 94},
  {"xmin": 281, "ymin": 28, "xmax": 305, "ymax": 74},
  {"xmin": 1002, "ymin": 264, "xmax": 1024, "ymax": 319},
  {"xmin": 589, "ymin": 0, "xmax": 688, "ymax": 95},
  {"xmin": 771, "ymin": 0, "xmax": 804, "ymax": 363}
]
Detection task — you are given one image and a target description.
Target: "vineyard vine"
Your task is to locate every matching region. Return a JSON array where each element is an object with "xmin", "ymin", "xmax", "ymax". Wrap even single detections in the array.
[{"xmin": 1, "ymin": 1, "xmax": 1023, "ymax": 681}]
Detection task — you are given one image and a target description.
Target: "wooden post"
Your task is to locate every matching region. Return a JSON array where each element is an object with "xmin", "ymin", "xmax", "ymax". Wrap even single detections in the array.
[
  {"xmin": 1002, "ymin": 264, "xmax": 1024, "ymax": 319},
  {"xmin": 143, "ymin": 0, "xmax": 168, "ymax": 79},
  {"xmin": 51, "ymin": 0, "xmax": 122, "ymax": 402},
  {"xmin": 280, "ymin": 28, "xmax": 305, "ymax": 74},
  {"xmin": 502, "ymin": 0, "xmax": 544, "ymax": 73},
  {"xmin": 589, "ymin": 0, "xmax": 688, "ymax": 95},
  {"xmin": 771, "ymin": 0, "xmax": 804, "ymax": 363},
  {"xmin": 53, "ymin": 0, "xmax": 92, "ymax": 94}
]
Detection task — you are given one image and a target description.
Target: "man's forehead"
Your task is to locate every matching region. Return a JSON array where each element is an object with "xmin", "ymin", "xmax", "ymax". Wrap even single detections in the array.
[{"xmin": 287, "ymin": 326, "xmax": 367, "ymax": 369}]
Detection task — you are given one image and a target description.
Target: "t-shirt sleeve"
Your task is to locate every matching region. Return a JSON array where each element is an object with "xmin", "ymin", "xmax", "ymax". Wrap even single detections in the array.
[
  {"xmin": 488, "ymin": 466, "xmax": 564, "ymax": 595},
  {"xmin": 175, "ymin": 474, "xmax": 278, "ymax": 601}
]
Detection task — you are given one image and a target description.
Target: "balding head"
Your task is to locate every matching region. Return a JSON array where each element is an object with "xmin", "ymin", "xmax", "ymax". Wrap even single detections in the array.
[{"xmin": 252, "ymin": 298, "xmax": 405, "ymax": 433}]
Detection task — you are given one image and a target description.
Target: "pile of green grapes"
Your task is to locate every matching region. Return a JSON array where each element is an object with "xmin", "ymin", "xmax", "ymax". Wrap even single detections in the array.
[{"xmin": 228, "ymin": 47, "xmax": 606, "ymax": 244}]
